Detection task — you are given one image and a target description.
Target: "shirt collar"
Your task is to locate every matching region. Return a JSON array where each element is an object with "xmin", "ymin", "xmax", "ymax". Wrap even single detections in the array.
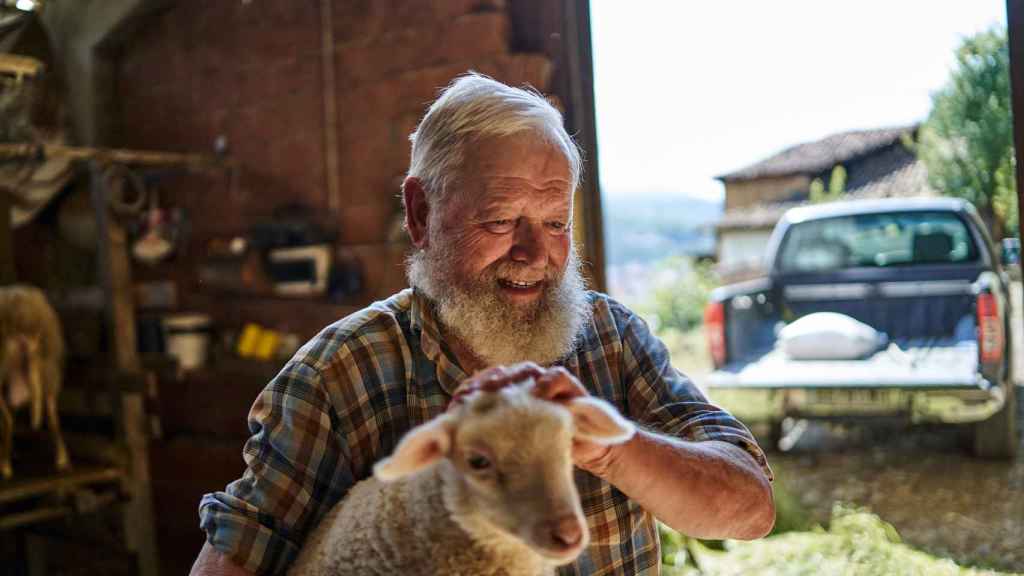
[{"xmin": 409, "ymin": 289, "xmax": 469, "ymax": 396}]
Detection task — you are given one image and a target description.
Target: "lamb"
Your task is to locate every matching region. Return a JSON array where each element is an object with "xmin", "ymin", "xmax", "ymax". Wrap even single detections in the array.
[
  {"xmin": 0, "ymin": 284, "xmax": 69, "ymax": 480},
  {"xmin": 288, "ymin": 379, "xmax": 636, "ymax": 576}
]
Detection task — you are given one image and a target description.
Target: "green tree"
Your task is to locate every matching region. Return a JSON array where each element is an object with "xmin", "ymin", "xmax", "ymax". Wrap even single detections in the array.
[
  {"xmin": 809, "ymin": 165, "xmax": 847, "ymax": 204},
  {"xmin": 643, "ymin": 257, "xmax": 718, "ymax": 334},
  {"xmin": 918, "ymin": 27, "xmax": 1017, "ymax": 238}
]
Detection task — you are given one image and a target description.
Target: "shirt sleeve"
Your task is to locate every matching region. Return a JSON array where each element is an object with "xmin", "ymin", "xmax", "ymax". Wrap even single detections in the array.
[
  {"xmin": 618, "ymin": 306, "xmax": 773, "ymax": 481},
  {"xmin": 198, "ymin": 360, "xmax": 355, "ymax": 575}
]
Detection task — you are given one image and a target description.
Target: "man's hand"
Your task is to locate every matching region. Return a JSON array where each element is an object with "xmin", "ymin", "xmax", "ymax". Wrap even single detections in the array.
[
  {"xmin": 450, "ymin": 363, "xmax": 775, "ymax": 539},
  {"xmin": 449, "ymin": 362, "xmax": 547, "ymax": 406},
  {"xmin": 531, "ymin": 366, "xmax": 618, "ymax": 474},
  {"xmin": 190, "ymin": 542, "xmax": 254, "ymax": 576},
  {"xmin": 450, "ymin": 363, "xmax": 616, "ymax": 472}
]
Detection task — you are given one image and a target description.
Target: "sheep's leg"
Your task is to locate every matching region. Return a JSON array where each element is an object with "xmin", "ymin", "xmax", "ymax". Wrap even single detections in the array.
[
  {"xmin": 47, "ymin": 391, "xmax": 70, "ymax": 472},
  {"xmin": 27, "ymin": 343, "xmax": 43, "ymax": 431},
  {"xmin": 0, "ymin": 398, "xmax": 12, "ymax": 480}
]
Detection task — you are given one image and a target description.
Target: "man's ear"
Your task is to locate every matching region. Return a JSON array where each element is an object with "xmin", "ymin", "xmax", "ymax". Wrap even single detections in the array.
[
  {"xmin": 373, "ymin": 415, "xmax": 454, "ymax": 481},
  {"xmin": 402, "ymin": 176, "xmax": 430, "ymax": 248},
  {"xmin": 568, "ymin": 397, "xmax": 636, "ymax": 446}
]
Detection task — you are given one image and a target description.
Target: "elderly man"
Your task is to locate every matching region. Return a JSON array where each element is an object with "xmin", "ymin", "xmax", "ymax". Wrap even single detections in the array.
[{"xmin": 191, "ymin": 73, "xmax": 774, "ymax": 576}]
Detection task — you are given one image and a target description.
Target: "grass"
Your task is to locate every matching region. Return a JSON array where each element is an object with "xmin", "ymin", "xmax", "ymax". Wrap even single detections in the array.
[
  {"xmin": 659, "ymin": 496, "xmax": 1020, "ymax": 576},
  {"xmin": 660, "ymin": 326, "xmax": 713, "ymax": 383}
]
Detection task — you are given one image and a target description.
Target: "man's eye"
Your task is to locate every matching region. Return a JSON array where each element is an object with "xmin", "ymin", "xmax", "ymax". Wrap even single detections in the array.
[
  {"xmin": 468, "ymin": 454, "xmax": 492, "ymax": 470},
  {"xmin": 484, "ymin": 220, "xmax": 515, "ymax": 234},
  {"xmin": 547, "ymin": 221, "xmax": 568, "ymax": 234}
]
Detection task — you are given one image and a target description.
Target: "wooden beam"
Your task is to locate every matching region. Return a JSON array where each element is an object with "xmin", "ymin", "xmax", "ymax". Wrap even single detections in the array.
[
  {"xmin": 0, "ymin": 467, "xmax": 122, "ymax": 506},
  {"xmin": 0, "ymin": 53, "xmax": 44, "ymax": 81},
  {"xmin": 0, "ymin": 506, "xmax": 72, "ymax": 531},
  {"xmin": 0, "ymin": 143, "xmax": 232, "ymax": 171},
  {"xmin": 1009, "ymin": 0, "xmax": 1024, "ymax": 281}
]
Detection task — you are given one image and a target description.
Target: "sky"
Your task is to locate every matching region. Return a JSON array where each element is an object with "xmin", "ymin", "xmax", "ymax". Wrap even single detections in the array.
[{"xmin": 590, "ymin": 0, "xmax": 1009, "ymax": 201}]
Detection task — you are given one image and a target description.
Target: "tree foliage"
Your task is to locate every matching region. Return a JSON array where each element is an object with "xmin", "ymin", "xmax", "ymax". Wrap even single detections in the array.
[
  {"xmin": 810, "ymin": 165, "xmax": 848, "ymax": 204},
  {"xmin": 642, "ymin": 257, "xmax": 718, "ymax": 334},
  {"xmin": 918, "ymin": 28, "xmax": 1017, "ymax": 237}
]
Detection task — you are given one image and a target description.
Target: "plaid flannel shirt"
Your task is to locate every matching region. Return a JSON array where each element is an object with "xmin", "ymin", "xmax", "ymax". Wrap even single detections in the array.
[{"xmin": 199, "ymin": 288, "xmax": 771, "ymax": 575}]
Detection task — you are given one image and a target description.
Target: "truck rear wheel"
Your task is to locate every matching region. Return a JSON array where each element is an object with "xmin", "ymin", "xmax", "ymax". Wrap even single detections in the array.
[{"xmin": 972, "ymin": 382, "xmax": 1019, "ymax": 460}]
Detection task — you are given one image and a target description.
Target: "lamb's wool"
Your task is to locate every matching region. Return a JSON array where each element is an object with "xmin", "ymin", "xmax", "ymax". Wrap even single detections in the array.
[
  {"xmin": 288, "ymin": 382, "xmax": 636, "ymax": 576},
  {"xmin": 288, "ymin": 460, "xmax": 551, "ymax": 576}
]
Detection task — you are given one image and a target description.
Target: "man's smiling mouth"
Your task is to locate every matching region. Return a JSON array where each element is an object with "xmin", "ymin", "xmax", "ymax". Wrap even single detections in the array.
[{"xmin": 499, "ymin": 279, "xmax": 542, "ymax": 290}]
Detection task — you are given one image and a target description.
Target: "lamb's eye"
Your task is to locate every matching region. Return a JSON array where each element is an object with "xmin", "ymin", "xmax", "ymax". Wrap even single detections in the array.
[{"xmin": 467, "ymin": 454, "xmax": 491, "ymax": 470}]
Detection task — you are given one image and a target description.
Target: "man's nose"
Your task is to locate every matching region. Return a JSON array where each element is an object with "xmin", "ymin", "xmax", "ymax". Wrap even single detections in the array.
[{"xmin": 509, "ymin": 220, "xmax": 546, "ymax": 265}]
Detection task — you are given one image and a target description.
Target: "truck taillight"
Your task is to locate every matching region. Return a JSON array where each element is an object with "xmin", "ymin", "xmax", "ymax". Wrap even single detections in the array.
[
  {"xmin": 977, "ymin": 292, "xmax": 1004, "ymax": 364},
  {"xmin": 704, "ymin": 300, "xmax": 727, "ymax": 368}
]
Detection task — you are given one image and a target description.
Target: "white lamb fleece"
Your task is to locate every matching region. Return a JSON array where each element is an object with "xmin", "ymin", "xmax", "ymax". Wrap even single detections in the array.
[
  {"xmin": 289, "ymin": 462, "xmax": 550, "ymax": 576},
  {"xmin": 288, "ymin": 382, "xmax": 635, "ymax": 576}
]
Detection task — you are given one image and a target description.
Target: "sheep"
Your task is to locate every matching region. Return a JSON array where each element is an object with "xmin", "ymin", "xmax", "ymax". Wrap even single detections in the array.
[
  {"xmin": 288, "ymin": 379, "xmax": 636, "ymax": 576},
  {"xmin": 0, "ymin": 284, "xmax": 69, "ymax": 480}
]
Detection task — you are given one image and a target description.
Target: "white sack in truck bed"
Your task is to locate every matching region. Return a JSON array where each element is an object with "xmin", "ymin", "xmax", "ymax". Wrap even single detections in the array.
[{"xmin": 779, "ymin": 312, "xmax": 887, "ymax": 360}]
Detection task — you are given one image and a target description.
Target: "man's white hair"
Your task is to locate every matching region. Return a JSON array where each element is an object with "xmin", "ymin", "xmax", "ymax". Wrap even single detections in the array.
[{"xmin": 407, "ymin": 72, "xmax": 582, "ymax": 201}]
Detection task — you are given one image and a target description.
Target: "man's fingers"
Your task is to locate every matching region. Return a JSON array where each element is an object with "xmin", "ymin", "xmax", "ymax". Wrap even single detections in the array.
[
  {"xmin": 451, "ymin": 362, "xmax": 547, "ymax": 408},
  {"xmin": 534, "ymin": 367, "xmax": 586, "ymax": 403},
  {"xmin": 502, "ymin": 361, "xmax": 546, "ymax": 381},
  {"xmin": 451, "ymin": 363, "xmax": 587, "ymax": 411},
  {"xmin": 472, "ymin": 362, "xmax": 543, "ymax": 383}
]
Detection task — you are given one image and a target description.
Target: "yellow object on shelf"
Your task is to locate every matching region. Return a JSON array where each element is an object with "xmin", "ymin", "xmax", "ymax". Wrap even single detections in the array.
[{"xmin": 236, "ymin": 323, "xmax": 283, "ymax": 361}]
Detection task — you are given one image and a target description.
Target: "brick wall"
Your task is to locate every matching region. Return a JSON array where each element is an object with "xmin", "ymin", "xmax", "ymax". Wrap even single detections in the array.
[
  {"xmin": 115, "ymin": 0, "xmax": 555, "ymax": 337},
  {"xmin": 111, "ymin": 2, "xmax": 560, "ymax": 571}
]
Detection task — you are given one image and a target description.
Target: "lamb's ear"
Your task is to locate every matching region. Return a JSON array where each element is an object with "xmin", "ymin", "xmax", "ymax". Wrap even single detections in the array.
[
  {"xmin": 373, "ymin": 415, "xmax": 454, "ymax": 482},
  {"xmin": 568, "ymin": 397, "xmax": 636, "ymax": 445}
]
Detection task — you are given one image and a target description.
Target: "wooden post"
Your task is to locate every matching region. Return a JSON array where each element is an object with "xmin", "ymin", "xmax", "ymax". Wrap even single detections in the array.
[
  {"xmin": 0, "ymin": 191, "xmax": 14, "ymax": 284},
  {"xmin": 507, "ymin": 0, "xmax": 607, "ymax": 291},
  {"xmin": 89, "ymin": 161, "xmax": 160, "ymax": 576},
  {"xmin": 562, "ymin": 0, "xmax": 607, "ymax": 293},
  {"xmin": 24, "ymin": 532, "xmax": 49, "ymax": 576},
  {"xmin": 320, "ymin": 0, "xmax": 341, "ymax": 215},
  {"xmin": 1009, "ymin": 0, "xmax": 1024, "ymax": 278}
]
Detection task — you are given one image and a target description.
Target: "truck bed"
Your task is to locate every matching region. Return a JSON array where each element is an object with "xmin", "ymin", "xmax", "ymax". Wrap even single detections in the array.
[{"xmin": 707, "ymin": 341, "xmax": 986, "ymax": 390}]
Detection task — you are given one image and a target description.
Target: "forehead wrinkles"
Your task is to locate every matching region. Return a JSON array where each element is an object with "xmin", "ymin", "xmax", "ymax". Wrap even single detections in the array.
[
  {"xmin": 474, "ymin": 181, "xmax": 570, "ymax": 215},
  {"xmin": 458, "ymin": 135, "xmax": 570, "ymax": 191},
  {"xmin": 437, "ymin": 183, "xmax": 570, "ymax": 232}
]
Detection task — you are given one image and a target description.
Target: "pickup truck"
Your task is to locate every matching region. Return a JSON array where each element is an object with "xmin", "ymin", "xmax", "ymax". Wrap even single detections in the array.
[{"xmin": 704, "ymin": 197, "xmax": 1019, "ymax": 458}]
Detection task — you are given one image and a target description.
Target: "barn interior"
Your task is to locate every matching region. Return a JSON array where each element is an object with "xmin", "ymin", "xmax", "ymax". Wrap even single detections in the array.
[{"xmin": 0, "ymin": 1, "xmax": 605, "ymax": 574}]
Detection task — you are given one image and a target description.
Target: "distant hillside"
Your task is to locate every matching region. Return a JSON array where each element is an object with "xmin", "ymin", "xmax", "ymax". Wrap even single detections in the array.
[{"xmin": 601, "ymin": 193, "xmax": 722, "ymax": 265}]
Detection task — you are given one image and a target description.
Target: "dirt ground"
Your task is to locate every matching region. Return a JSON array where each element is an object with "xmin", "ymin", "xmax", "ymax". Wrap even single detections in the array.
[{"xmin": 765, "ymin": 411, "xmax": 1024, "ymax": 573}]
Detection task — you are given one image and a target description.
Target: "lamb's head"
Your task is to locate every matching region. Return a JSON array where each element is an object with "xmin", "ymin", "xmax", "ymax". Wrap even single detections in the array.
[{"xmin": 373, "ymin": 380, "xmax": 635, "ymax": 565}]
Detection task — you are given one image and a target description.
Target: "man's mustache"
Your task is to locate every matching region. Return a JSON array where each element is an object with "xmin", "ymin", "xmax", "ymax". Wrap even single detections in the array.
[{"xmin": 483, "ymin": 261, "xmax": 562, "ymax": 283}]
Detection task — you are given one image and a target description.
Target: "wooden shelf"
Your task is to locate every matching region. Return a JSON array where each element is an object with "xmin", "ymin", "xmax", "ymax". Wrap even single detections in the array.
[
  {"xmin": 0, "ymin": 142, "xmax": 234, "ymax": 172},
  {"xmin": 0, "ymin": 466, "xmax": 125, "ymax": 532},
  {"xmin": 0, "ymin": 505, "xmax": 74, "ymax": 531},
  {"xmin": 0, "ymin": 466, "xmax": 123, "ymax": 507}
]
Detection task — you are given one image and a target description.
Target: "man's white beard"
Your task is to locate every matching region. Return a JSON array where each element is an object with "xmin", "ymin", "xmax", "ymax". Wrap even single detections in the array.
[{"xmin": 406, "ymin": 238, "xmax": 591, "ymax": 367}]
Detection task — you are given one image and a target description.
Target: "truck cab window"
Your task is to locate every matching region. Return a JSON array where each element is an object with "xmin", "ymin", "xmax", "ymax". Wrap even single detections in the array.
[{"xmin": 777, "ymin": 211, "xmax": 979, "ymax": 273}]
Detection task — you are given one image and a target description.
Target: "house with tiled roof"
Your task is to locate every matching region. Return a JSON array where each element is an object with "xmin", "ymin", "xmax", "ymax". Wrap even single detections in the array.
[{"xmin": 714, "ymin": 124, "xmax": 935, "ymax": 281}]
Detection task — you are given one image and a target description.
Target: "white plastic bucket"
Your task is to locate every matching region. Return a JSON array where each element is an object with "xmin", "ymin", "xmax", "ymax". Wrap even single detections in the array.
[{"xmin": 163, "ymin": 313, "xmax": 212, "ymax": 370}]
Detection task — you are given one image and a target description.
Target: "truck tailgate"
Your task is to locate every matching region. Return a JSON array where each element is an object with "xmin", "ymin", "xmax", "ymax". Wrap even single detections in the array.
[{"xmin": 707, "ymin": 342, "xmax": 986, "ymax": 390}]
